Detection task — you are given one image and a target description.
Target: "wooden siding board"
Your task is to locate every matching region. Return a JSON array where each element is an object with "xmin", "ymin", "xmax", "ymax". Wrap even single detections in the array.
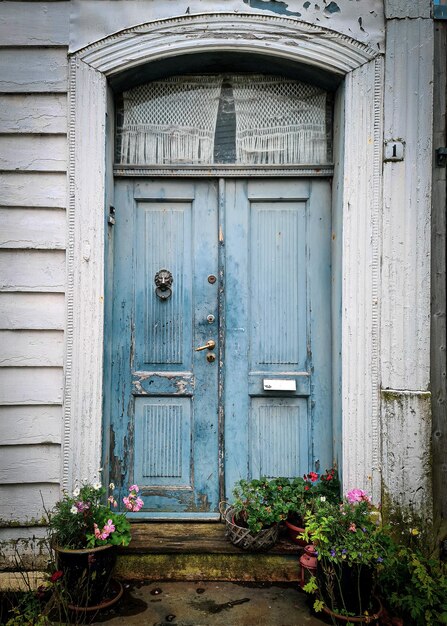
[
  {"xmin": 0, "ymin": 135, "xmax": 67, "ymax": 171},
  {"xmin": 0, "ymin": 367, "xmax": 63, "ymax": 405},
  {"xmin": 0, "ymin": 405, "xmax": 61, "ymax": 445},
  {"xmin": 0, "ymin": 208, "xmax": 66, "ymax": 250},
  {"xmin": 0, "ymin": 94, "xmax": 67, "ymax": 134},
  {"xmin": 0, "ymin": 3, "xmax": 70, "ymax": 47},
  {"xmin": 0, "ymin": 293, "xmax": 65, "ymax": 330},
  {"xmin": 0, "ymin": 485, "xmax": 59, "ymax": 523},
  {"xmin": 0, "ymin": 250, "xmax": 65, "ymax": 292},
  {"xmin": 0, "ymin": 330, "xmax": 64, "ymax": 367},
  {"xmin": 0, "ymin": 172, "xmax": 67, "ymax": 208},
  {"xmin": 0, "ymin": 444, "xmax": 60, "ymax": 483},
  {"xmin": 0, "ymin": 48, "xmax": 68, "ymax": 93}
]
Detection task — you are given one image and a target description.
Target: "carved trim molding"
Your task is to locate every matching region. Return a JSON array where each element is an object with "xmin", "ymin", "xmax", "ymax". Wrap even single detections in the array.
[
  {"xmin": 65, "ymin": 12, "xmax": 385, "ymax": 493},
  {"xmin": 76, "ymin": 13, "xmax": 379, "ymax": 76}
]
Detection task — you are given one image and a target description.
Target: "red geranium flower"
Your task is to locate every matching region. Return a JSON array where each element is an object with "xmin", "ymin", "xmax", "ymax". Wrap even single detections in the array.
[{"xmin": 50, "ymin": 570, "xmax": 64, "ymax": 583}]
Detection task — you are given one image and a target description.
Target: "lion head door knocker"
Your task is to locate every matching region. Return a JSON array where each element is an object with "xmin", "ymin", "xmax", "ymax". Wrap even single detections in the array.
[{"xmin": 154, "ymin": 269, "xmax": 173, "ymax": 300}]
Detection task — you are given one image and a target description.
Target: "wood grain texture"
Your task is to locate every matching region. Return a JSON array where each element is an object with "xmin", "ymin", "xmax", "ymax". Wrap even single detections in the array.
[
  {"xmin": 0, "ymin": 94, "xmax": 67, "ymax": 134},
  {"xmin": 0, "ymin": 135, "xmax": 67, "ymax": 171},
  {"xmin": 0, "ymin": 172, "xmax": 67, "ymax": 208},
  {"xmin": 0, "ymin": 2, "xmax": 70, "ymax": 47},
  {"xmin": 0, "ymin": 367, "xmax": 63, "ymax": 405},
  {"xmin": 0, "ymin": 250, "xmax": 65, "ymax": 292},
  {"xmin": 0, "ymin": 444, "xmax": 61, "ymax": 483},
  {"xmin": 0, "ymin": 48, "xmax": 67, "ymax": 92},
  {"xmin": 0, "ymin": 405, "xmax": 62, "ymax": 444},
  {"xmin": 0, "ymin": 293, "xmax": 65, "ymax": 330},
  {"xmin": 124, "ymin": 523, "xmax": 300, "ymax": 555},
  {"xmin": 0, "ymin": 208, "xmax": 66, "ymax": 250},
  {"xmin": 0, "ymin": 330, "xmax": 64, "ymax": 367}
]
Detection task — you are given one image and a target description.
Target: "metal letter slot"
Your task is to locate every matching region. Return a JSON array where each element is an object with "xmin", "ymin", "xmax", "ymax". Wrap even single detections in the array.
[{"xmin": 263, "ymin": 379, "xmax": 297, "ymax": 391}]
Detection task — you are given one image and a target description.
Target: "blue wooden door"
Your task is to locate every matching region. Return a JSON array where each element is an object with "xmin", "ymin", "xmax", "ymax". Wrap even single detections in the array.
[
  {"xmin": 109, "ymin": 179, "xmax": 220, "ymax": 518},
  {"xmin": 108, "ymin": 178, "xmax": 332, "ymax": 516},
  {"xmin": 224, "ymin": 179, "xmax": 332, "ymax": 496}
]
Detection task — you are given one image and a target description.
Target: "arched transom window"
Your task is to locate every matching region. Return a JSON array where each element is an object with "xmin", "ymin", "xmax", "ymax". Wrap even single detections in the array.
[{"xmin": 116, "ymin": 75, "xmax": 331, "ymax": 166}]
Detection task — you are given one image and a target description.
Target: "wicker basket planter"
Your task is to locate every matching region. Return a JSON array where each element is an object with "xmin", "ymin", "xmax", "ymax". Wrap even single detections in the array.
[{"xmin": 220, "ymin": 503, "xmax": 279, "ymax": 551}]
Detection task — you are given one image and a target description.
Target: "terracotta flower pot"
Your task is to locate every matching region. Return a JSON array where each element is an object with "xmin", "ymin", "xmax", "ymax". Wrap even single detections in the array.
[
  {"xmin": 53, "ymin": 542, "xmax": 117, "ymax": 608},
  {"xmin": 284, "ymin": 516, "xmax": 307, "ymax": 546}
]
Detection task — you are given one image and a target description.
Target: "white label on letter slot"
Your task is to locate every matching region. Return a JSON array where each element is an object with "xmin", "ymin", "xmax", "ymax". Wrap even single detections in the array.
[{"xmin": 263, "ymin": 379, "xmax": 296, "ymax": 391}]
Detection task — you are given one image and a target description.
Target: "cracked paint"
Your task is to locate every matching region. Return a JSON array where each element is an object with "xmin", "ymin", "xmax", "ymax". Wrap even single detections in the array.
[{"xmin": 242, "ymin": 0, "xmax": 301, "ymax": 17}]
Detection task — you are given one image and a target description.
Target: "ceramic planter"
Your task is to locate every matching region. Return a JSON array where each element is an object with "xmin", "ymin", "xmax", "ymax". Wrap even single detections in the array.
[
  {"xmin": 53, "ymin": 542, "xmax": 117, "ymax": 608},
  {"xmin": 316, "ymin": 558, "xmax": 375, "ymax": 618}
]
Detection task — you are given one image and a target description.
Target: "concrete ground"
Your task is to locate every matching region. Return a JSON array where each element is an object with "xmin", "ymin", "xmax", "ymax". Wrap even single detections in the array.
[{"xmin": 91, "ymin": 580, "xmax": 328, "ymax": 626}]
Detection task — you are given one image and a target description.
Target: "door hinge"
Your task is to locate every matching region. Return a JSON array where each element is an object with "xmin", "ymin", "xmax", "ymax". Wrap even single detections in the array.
[
  {"xmin": 108, "ymin": 205, "xmax": 116, "ymax": 225},
  {"xmin": 436, "ymin": 147, "xmax": 447, "ymax": 167}
]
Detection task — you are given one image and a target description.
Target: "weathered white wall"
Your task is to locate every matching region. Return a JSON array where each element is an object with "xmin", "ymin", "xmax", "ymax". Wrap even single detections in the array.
[
  {"xmin": 0, "ymin": 2, "xmax": 70, "ymax": 534},
  {"xmin": 0, "ymin": 0, "xmax": 435, "ymax": 548},
  {"xmin": 380, "ymin": 14, "xmax": 434, "ymax": 526}
]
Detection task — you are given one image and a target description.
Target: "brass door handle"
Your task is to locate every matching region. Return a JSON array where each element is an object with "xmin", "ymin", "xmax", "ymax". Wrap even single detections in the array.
[{"xmin": 195, "ymin": 340, "xmax": 216, "ymax": 351}]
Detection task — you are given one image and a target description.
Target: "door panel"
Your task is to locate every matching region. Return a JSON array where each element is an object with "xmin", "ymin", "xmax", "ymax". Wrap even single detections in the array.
[
  {"xmin": 110, "ymin": 179, "xmax": 219, "ymax": 518},
  {"xmin": 108, "ymin": 177, "xmax": 332, "ymax": 517},
  {"xmin": 224, "ymin": 179, "xmax": 332, "ymax": 494}
]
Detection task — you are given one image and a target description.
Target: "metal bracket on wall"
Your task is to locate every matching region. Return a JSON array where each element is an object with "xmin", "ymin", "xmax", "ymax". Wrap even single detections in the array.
[{"xmin": 436, "ymin": 147, "xmax": 447, "ymax": 167}]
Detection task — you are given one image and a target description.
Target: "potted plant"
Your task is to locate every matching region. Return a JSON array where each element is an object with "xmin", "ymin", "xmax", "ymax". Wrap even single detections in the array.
[
  {"xmin": 221, "ymin": 477, "xmax": 286, "ymax": 551},
  {"xmin": 302, "ymin": 489, "xmax": 389, "ymax": 623},
  {"xmin": 47, "ymin": 480, "xmax": 143, "ymax": 609},
  {"xmin": 282, "ymin": 468, "xmax": 341, "ymax": 544}
]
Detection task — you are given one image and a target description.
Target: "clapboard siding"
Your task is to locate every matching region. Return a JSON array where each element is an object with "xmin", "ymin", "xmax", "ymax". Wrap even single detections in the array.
[
  {"xmin": 0, "ymin": 3, "xmax": 70, "ymax": 47},
  {"xmin": 0, "ymin": 485, "xmax": 59, "ymax": 523},
  {"xmin": 0, "ymin": 367, "xmax": 63, "ymax": 405},
  {"xmin": 0, "ymin": 250, "xmax": 65, "ymax": 292},
  {"xmin": 0, "ymin": 94, "xmax": 67, "ymax": 134},
  {"xmin": 0, "ymin": 331, "xmax": 64, "ymax": 367},
  {"xmin": 0, "ymin": 445, "xmax": 60, "ymax": 483},
  {"xmin": 0, "ymin": 293, "xmax": 65, "ymax": 329},
  {"xmin": 0, "ymin": 172, "xmax": 67, "ymax": 208},
  {"xmin": 0, "ymin": 405, "xmax": 61, "ymax": 445},
  {"xmin": 0, "ymin": 208, "xmax": 66, "ymax": 249},
  {"xmin": 0, "ymin": 48, "xmax": 68, "ymax": 92},
  {"xmin": 0, "ymin": 135, "xmax": 66, "ymax": 171}
]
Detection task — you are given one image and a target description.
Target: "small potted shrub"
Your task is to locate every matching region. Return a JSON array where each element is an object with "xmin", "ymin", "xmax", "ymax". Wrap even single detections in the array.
[
  {"xmin": 302, "ymin": 489, "xmax": 389, "ymax": 622},
  {"xmin": 48, "ymin": 480, "xmax": 143, "ymax": 609},
  {"xmin": 221, "ymin": 477, "xmax": 286, "ymax": 551}
]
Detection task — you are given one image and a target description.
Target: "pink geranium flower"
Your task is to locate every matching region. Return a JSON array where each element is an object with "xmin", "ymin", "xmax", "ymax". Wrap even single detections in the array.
[{"xmin": 346, "ymin": 488, "xmax": 371, "ymax": 504}]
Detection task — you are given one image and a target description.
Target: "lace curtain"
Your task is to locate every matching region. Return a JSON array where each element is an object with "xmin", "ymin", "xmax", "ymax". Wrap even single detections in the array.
[{"xmin": 117, "ymin": 75, "xmax": 328, "ymax": 166}]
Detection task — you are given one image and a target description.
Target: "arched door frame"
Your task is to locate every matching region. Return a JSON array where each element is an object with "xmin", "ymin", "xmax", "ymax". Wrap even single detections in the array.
[{"xmin": 64, "ymin": 13, "xmax": 384, "ymax": 501}]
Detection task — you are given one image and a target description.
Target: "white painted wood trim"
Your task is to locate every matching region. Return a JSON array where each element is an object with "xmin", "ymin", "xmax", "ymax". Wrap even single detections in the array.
[
  {"xmin": 64, "ymin": 58, "xmax": 107, "ymax": 489},
  {"xmin": 342, "ymin": 56, "xmax": 384, "ymax": 502},
  {"xmin": 66, "ymin": 13, "xmax": 384, "ymax": 495},
  {"xmin": 79, "ymin": 13, "xmax": 379, "ymax": 76}
]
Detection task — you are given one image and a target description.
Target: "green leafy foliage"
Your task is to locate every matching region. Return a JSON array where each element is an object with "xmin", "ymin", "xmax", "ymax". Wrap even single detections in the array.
[
  {"xmin": 276, "ymin": 468, "xmax": 341, "ymax": 523},
  {"xmin": 378, "ymin": 539, "xmax": 447, "ymax": 626},
  {"xmin": 231, "ymin": 477, "xmax": 287, "ymax": 534}
]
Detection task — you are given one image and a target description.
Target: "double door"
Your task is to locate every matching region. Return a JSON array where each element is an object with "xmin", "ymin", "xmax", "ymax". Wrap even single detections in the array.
[{"xmin": 108, "ymin": 178, "xmax": 332, "ymax": 518}]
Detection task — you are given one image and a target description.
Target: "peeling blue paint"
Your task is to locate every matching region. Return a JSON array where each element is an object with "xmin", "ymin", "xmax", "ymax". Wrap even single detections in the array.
[
  {"xmin": 303, "ymin": 1, "xmax": 311, "ymax": 8},
  {"xmin": 324, "ymin": 1, "xmax": 340, "ymax": 14},
  {"xmin": 242, "ymin": 0, "xmax": 301, "ymax": 18}
]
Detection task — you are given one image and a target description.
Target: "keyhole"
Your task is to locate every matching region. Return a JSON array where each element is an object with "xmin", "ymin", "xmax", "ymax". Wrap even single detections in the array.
[{"xmin": 392, "ymin": 144, "xmax": 397, "ymax": 158}]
